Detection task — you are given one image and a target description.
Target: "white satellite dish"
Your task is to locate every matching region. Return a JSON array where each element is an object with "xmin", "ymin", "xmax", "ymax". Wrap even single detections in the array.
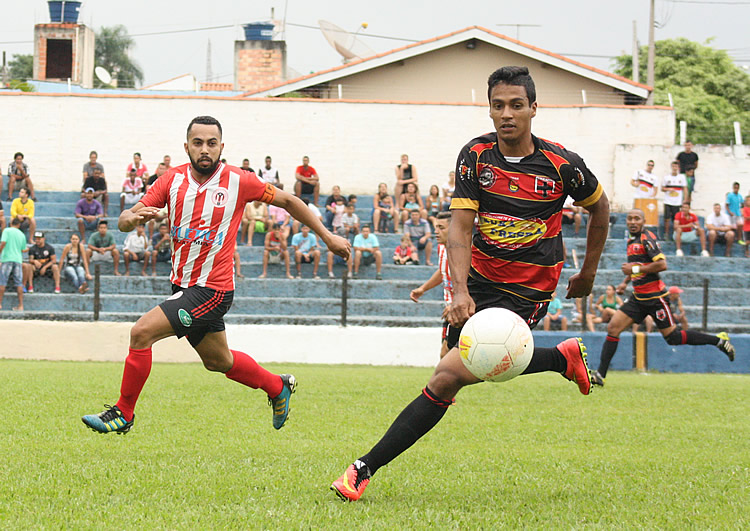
[
  {"xmin": 94, "ymin": 66, "xmax": 112, "ymax": 85},
  {"xmin": 318, "ymin": 20, "xmax": 376, "ymax": 63}
]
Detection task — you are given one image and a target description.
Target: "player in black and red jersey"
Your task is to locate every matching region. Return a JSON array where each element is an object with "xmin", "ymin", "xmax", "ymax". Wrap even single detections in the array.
[
  {"xmin": 592, "ymin": 208, "xmax": 735, "ymax": 386},
  {"xmin": 331, "ymin": 66, "xmax": 611, "ymax": 501}
]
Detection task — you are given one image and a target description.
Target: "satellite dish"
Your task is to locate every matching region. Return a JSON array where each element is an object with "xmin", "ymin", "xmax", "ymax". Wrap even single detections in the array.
[
  {"xmin": 94, "ymin": 66, "xmax": 112, "ymax": 85},
  {"xmin": 318, "ymin": 20, "xmax": 376, "ymax": 63}
]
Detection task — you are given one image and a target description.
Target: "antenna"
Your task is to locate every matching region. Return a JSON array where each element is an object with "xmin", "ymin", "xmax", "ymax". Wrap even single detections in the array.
[
  {"xmin": 318, "ymin": 20, "xmax": 376, "ymax": 63},
  {"xmin": 94, "ymin": 66, "xmax": 112, "ymax": 85}
]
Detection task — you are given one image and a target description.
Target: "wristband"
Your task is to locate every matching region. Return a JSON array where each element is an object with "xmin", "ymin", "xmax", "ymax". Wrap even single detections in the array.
[{"xmin": 632, "ymin": 265, "xmax": 641, "ymax": 275}]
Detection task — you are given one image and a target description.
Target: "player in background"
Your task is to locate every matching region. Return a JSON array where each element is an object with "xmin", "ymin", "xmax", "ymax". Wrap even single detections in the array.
[
  {"xmin": 409, "ymin": 211, "xmax": 453, "ymax": 359},
  {"xmin": 331, "ymin": 66, "xmax": 610, "ymax": 501},
  {"xmin": 591, "ymin": 208, "xmax": 734, "ymax": 386},
  {"xmin": 82, "ymin": 116, "xmax": 350, "ymax": 435}
]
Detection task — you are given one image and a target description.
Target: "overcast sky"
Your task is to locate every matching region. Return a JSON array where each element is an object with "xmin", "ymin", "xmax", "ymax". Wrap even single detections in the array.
[{"xmin": 3, "ymin": 0, "xmax": 748, "ymax": 86}]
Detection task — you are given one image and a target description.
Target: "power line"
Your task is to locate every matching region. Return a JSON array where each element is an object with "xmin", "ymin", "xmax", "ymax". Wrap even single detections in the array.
[{"xmin": 666, "ymin": 0, "xmax": 750, "ymax": 4}]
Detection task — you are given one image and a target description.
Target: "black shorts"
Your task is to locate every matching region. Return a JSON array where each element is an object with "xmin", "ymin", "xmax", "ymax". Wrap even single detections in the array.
[
  {"xmin": 664, "ymin": 204, "xmax": 680, "ymax": 224},
  {"xmin": 299, "ymin": 181, "xmax": 315, "ymax": 194},
  {"xmin": 298, "ymin": 254, "xmax": 314, "ymax": 264},
  {"xmin": 445, "ymin": 277, "xmax": 549, "ymax": 349},
  {"xmin": 159, "ymin": 284, "xmax": 234, "ymax": 347},
  {"xmin": 619, "ymin": 294, "xmax": 675, "ymax": 330},
  {"xmin": 561, "ymin": 212, "xmax": 575, "ymax": 224}
]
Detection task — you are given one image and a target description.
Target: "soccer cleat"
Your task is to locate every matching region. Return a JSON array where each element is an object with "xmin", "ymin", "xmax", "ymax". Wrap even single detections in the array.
[
  {"xmin": 269, "ymin": 374, "xmax": 296, "ymax": 429},
  {"xmin": 591, "ymin": 370, "xmax": 605, "ymax": 387},
  {"xmin": 717, "ymin": 332, "xmax": 735, "ymax": 362},
  {"xmin": 82, "ymin": 404, "xmax": 134, "ymax": 434},
  {"xmin": 331, "ymin": 460, "xmax": 371, "ymax": 501},
  {"xmin": 557, "ymin": 337, "xmax": 592, "ymax": 395}
]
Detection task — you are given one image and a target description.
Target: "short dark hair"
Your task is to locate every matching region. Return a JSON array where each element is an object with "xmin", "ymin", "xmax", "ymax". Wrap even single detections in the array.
[
  {"xmin": 436, "ymin": 211, "xmax": 452, "ymax": 220},
  {"xmin": 242, "ymin": 158, "xmax": 249, "ymax": 163},
  {"xmin": 14, "ymin": 152, "xmax": 23, "ymax": 159},
  {"xmin": 733, "ymin": 181, "xmax": 740, "ymax": 187},
  {"xmin": 19, "ymin": 187, "xmax": 30, "ymax": 196},
  {"xmin": 98, "ymin": 220, "xmax": 108, "ymax": 226},
  {"xmin": 90, "ymin": 150, "xmax": 98, "ymax": 157},
  {"xmin": 682, "ymin": 201, "xmax": 691, "ymax": 207},
  {"xmin": 133, "ymin": 152, "xmax": 141, "ymax": 158},
  {"xmin": 647, "ymin": 159, "xmax": 654, "ymax": 164},
  {"xmin": 187, "ymin": 115, "xmax": 223, "ymax": 138},
  {"xmin": 487, "ymin": 66, "xmax": 536, "ymax": 104},
  {"xmin": 347, "ymin": 194, "xmax": 357, "ymax": 202},
  {"xmin": 11, "ymin": 217, "xmax": 21, "ymax": 227}
]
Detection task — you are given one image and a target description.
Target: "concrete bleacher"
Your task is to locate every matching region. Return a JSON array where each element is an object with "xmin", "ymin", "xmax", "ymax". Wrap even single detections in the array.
[{"xmin": 1, "ymin": 190, "xmax": 749, "ymax": 333}]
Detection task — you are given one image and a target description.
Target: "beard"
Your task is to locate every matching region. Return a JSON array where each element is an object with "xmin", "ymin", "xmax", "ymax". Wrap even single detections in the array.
[{"xmin": 189, "ymin": 153, "xmax": 220, "ymax": 176}]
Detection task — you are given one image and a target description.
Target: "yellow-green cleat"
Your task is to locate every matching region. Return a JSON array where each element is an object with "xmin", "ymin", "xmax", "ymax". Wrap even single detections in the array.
[
  {"xmin": 269, "ymin": 374, "xmax": 296, "ymax": 429},
  {"xmin": 82, "ymin": 404, "xmax": 134, "ymax": 434}
]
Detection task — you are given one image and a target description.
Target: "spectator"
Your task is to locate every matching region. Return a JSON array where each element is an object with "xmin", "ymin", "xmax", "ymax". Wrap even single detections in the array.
[
  {"xmin": 122, "ymin": 224, "xmax": 151, "ymax": 276},
  {"xmin": 60, "ymin": 232, "xmax": 92, "ymax": 293},
  {"xmin": 268, "ymin": 202, "xmax": 292, "ymax": 240},
  {"xmin": 403, "ymin": 209, "xmax": 433, "ymax": 266},
  {"xmin": 294, "ymin": 155, "xmax": 320, "ymax": 205},
  {"xmin": 684, "ymin": 166, "xmax": 697, "ymax": 203},
  {"xmin": 0, "ymin": 202, "xmax": 6, "ymax": 234},
  {"xmin": 6, "ymin": 152, "xmax": 35, "ymax": 201},
  {"xmin": 144, "ymin": 163, "xmax": 169, "ymax": 238},
  {"xmin": 399, "ymin": 182, "xmax": 426, "ymax": 225},
  {"xmin": 352, "ymin": 225, "xmax": 382, "ymax": 280},
  {"xmin": 441, "ymin": 171, "xmax": 455, "ymax": 211},
  {"xmin": 258, "ymin": 223, "xmax": 293, "ymax": 279},
  {"xmin": 705, "ymin": 202, "xmax": 736, "ymax": 257},
  {"xmin": 425, "ymin": 185, "xmax": 441, "ymax": 227},
  {"xmin": 150, "ymin": 223, "xmax": 171, "ymax": 276},
  {"xmin": 75, "ymin": 187, "xmax": 105, "ymax": 240},
  {"xmin": 0, "ymin": 218, "xmax": 27, "ymax": 310},
  {"xmin": 667, "ymin": 285, "xmax": 689, "ymax": 330},
  {"xmin": 330, "ymin": 197, "xmax": 346, "ymax": 235},
  {"xmin": 291, "ymin": 225, "xmax": 321, "ymax": 279},
  {"xmin": 126, "ymin": 152, "xmax": 148, "ymax": 179},
  {"xmin": 339, "ymin": 203, "xmax": 360, "ymax": 239},
  {"xmin": 742, "ymin": 195, "xmax": 750, "ymax": 258},
  {"xmin": 81, "ymin": 167, "xmax": 109, "ymax": 213},
  {"xmin": 324, "ymin": 185, "xmax": 346, "ymax": 229},
  {"xmin": 347, "ymin": 194, "xmax": 358, "ymax": 209},
  {"xmin": 10, "ymin": 187, "xmax": 35, "ymax": 244},
  {"xmin": 82, "ymin": 150, "xmax": 105, "ymax": 184},
  {"xmin": 234, "ymin": 250, "xmax": 244, "ymax": 279},
  {"xmin": 162, "ymin": 155, "xmax": 172, "ymax": 170},
  {"xmin": 258, "ymin": 156, "xmax": 280, "ymax": 186},
  {"xmin": 145, "ymin": 162, "xmax": 168, "ymax": 191},
  {"xmin": 562, "ymin": 196, "xmax": 583, "ymax": 236},
  {"xmin": 660, "ymin": 161, "xmax": 687, "ymax": 240},
  {"xmin": 676, "ymin": 141, "xmax": 698, "ymax": 200},
  {"xmin": 27, "ymin": 231, "xmax": 61, "ymax": 294},
  {"xmin": 87, "ymin": 220, "xmax": 121, "ymax": 276},
  {"xmin": 393, "ymin": 234, "xmax": 418, "ymax": 265},
  {"xmin": 241, "ymin": 201, "xmax": 271, "ymax": 246},
  {"xmin": 543, "ymin": 290, "xmax": 568, "ymax": 331},
  {"xmin": 240, "ymin": 158, "xmax": 254, "ymax": 173},
  {"xmin": 394, "ymin": 154, "xmax": 418, "ymax": 204},
  {"xmin": 674, "ymin": 201, "xmax": 708, "ymax": 257},
  {"xmin": 120, "ymin": 168, "xmax": 144, "ymax": 211},
  {"xmin": 291, "ymin": 197, "xmax": 322, "ymax": 235},
  {"xmin": 725, "ymin": 181, "xmax": 744, "ymax": 244},
  {"xmin": 373, "ymin": 182, "xmax": 398, "ymax": 233},
  {"xmin": 586, "ymin": 284, "xmax": 622, "ymax": 332},
  {"xmin": 631, "ymin": 159, "xmax": 657, "ymax": 200}
]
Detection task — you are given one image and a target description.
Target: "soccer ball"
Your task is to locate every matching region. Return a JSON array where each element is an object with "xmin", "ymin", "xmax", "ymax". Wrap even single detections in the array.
[{"xmin": 458, "ymin": 308, "xmax": 534, "ymax": 382}]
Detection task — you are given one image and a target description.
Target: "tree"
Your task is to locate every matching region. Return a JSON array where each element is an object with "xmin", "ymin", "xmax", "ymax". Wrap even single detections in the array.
[
  {"xmin": 9, "ymin": 54, "xmax": 33, "ymax": 81},
  {"xmin": 613, "ymin": 38, "xmax": 750, "ymax": 144},
  {"xmin": 94, "ymin": 25, "xmax": 144, "ymax": 88}
]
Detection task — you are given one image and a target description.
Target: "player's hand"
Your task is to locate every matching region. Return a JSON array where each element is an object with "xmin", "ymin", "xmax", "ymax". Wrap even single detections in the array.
[
  {"xmin": 621, "ymin": 263, "xmax": 634, "ymax": 275},
  {"xmin": 447, "ymin": 291, "xmax": 475, "ymax": 327},
  {"xmin": 441, "ymin": 304, "xmax": 452, "ymax": 321},
  {"xmin": 410, "ymin": 287, "xmax": 424, "ymax": 302},
  {"xmin": 132, "ymin": 207, "xmax": 162, "ymax": 223},
  {"xmin": 326, "ymin": 234, "xmax": 351, "ymax": 260},
  {"xmin": 566, "ymin": 272, "xmax": 595, "ymax": 299},
  {"xmin": 616, "ymin": 282, "xmax": 627, "ymax": 295}
]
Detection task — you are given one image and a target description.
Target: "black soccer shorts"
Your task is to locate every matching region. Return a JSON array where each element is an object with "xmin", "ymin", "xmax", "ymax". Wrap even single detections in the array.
[
  {"xmin": 619, "ymin": 294, "xmax": 675, "ymax": 330},
  {"xmin": 159, "ymin": 284, "xmax": 234, "ymax": 347}
]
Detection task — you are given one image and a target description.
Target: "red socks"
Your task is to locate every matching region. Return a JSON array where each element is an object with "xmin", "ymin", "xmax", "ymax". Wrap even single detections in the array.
[
  {"xmin": 115, "ymin": 347, "xmax": 153, "ymax": 421},
  {"xmin": 225, "ymin": 350, "xmax": 283, "ymax": 397}
]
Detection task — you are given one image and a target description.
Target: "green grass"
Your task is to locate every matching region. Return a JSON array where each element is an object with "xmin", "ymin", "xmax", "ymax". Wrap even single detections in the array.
[{"xmin": 1, "ymin": 360, "xmax": 748, "ymax": 529}]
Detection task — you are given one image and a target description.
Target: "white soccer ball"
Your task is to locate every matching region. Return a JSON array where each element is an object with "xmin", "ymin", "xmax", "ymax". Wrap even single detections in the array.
[{"xmin": 458, "ymin": 308, "xmax": 534, "ymax": 382}]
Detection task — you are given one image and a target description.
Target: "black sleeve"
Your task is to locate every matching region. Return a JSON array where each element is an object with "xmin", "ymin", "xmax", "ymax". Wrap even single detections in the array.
[
  {"xmin": 560, "ymin": 152, "xmax": 602, "ymax": 209},
  {"xmin": 450, "ymin": 144, "xmax": 480, "ymax": 211}
]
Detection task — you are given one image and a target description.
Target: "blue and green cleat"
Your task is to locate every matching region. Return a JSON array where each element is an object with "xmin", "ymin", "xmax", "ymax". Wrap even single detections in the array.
[
  {"xmin": 82, "ymin": 404, "xmax": 134, "ymax": 434},
  {"xmin": 269, "ymin": 374, "xmax": 296, "ymax": 429}
]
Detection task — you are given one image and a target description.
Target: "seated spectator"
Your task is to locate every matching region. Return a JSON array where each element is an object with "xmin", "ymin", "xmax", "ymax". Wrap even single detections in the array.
[
  {"xmin": 373, "ymin": 182, "xmax": 398, "ymax": 233},
  {"xmin": 150, "ymin": 222, "xmax": 172, "ymax": 276},
  {"xmin": 145, "ymin": 162, "xmax": 167, "ymax": 191},
  {"xmin": 0, "ymin": 202, "xmax": 6, "ymax": 233},
  {"xmin": 347, "ymin": 194, "xmax": 358, "ymax": 209},
  {"xmin": 82, "ymin": 150, "xmax": 105, "ymax": 184},
  {"xmin": 240, "ymin": 158, "xmax": 254, "ymax": 173},
  {"xmin": 126, "ymin": 152, "xmax": 148, "ymax": 179},
  {"xmin": 339, "ymin": 203, "xmax": 360, "ymax": 239},
  {"xmin": 543, "ymin": 290, "xmax": 568, "ymax": 331},
  {"xmin": 403, "ymin": 209, "xmax": 434, "ymax": 266},
  {"xmin": 352, "ymin": 225, "xmax": 382, "ymax": 280},
  {"xmin": 10, "ymin": 187, "xmax": 35, "ymax": 244},
  {"xmin": 425, "ymin": 185, "xmax": 441, "ymax": 227},
  {"xmin": 393, "ymin": 234, "xmax": 419, "ymax": 265},
  {"xmin": 87, "ymin": 220, "xmax": 121, "ymax": 276},
  {"xmin": 705, "ymin": 202, "xmax": 736, "ymax": 257},
  {"xmin": 162, "ymin": 154, "xmax": 172, "ymax": 170},
  {"xmin": 6, "ymin": 152, "xmax": 35, "ymax": 201},
  {"xmin": 234, "ymin": 250, "xmax": 244, "ymax": 279},
  {"xmin": 667, "ymin": 285, "xmax": 689, "ymax": 330},
  {"xmin": 291, "ymin": 197, "xmax": 322, "ymax": 235},
  {"xmin": 258, "ymin": 223, "xmax": 293, "ymax": 279},
  {"xmin": 394, "ymin": 153, "xmax": 418, "ymax": 204},
  {"xmin": 399, "ymin": 182, "xmax": 427, "ymax": 225},
  {"xmin": 122, "ymin": 224, "xmax": 151, "ymax": 276},
  {"xmin": 120, "ymin": 168, "xmax": 144, "ymax": 211},
  {"xmin": 586, "ymin": 284, "xmax": 622, "ymax": 332},
  {"xmin": 268, "ymin": 200, "xmax": 292, "ymax": 240},
  {"xmin": 562, "ymin": 196, "xmax": 583, "ymax": 236},
  {"xmin": 241, "ymin": 200, "xmax": 271, "ymax": 246},
  {"xmin": 326, "ymin": 248, "xmax": 353, "ymax": 279},
  {"xmin": 75, "ymin": 188, "xmax": 105, "ymax": 241},
  {"xmin": 0, "ymin": 218, "xmax": 27, "ymax": 311},
  {"xmin": 81, "ymin": 167, "xmax": 109, "ymax": 213},
  {"xmin": 60, "ymin": 233, "xmax": 92, "ymax": 293},
  {"xmin": 674, "ymin": 202, "xmax": 708, "ymax": 257},
  {"xmin": 27, "ymin": 231, "xmax": 61, "ymax": 294},
  {"xmin": 742, "ymin": 195, "xmax": 750, "ymax": 258},
  {"xmin": 324, "ymin": 185, "xmax": 346, "ymax": 229},
  {"xmin": 291, "ymin": 225, "xmax": 321, "ymax": 279},
  {"xmin": 330, "ymin": 197, "xmax": 346, "ymax": 235},
  {"xmin": 258, "ymin": 156, "xmax": 280, "ymax": 186},
  {"xmin": 441, "ymin": 171, "xmax": 455, "ymax": 211},
  {"xmin": 294, "ymin": 155, "xmax": 320, "ymax": 206}
]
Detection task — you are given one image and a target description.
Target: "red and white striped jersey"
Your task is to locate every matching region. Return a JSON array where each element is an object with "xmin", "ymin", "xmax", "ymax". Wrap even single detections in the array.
[
  {"xmin": 437, "ymin": 243, "xmax": 453, "ymax": 305},
  {"xmin": 141, "ymin": 162, "xmax": 275, "ymax": 291}
]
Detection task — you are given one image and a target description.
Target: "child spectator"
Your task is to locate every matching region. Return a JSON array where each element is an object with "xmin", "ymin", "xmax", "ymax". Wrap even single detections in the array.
[
  {"xmin": 259, "ymin": 223, "xmax": 293, "ymax": 279},
  {"xmin": 150, "ymin": 223, "xmax": 171, "ymax": 276},
  {"xmin": 120, "ymin": 168, "xmax": 144, "ymax": 212},
  {"xmin": 268, "ymin": 203, "xmax": 292, "ymax": 240},
  {"xmin": 122, "ymin": 224, "xmax": 151, "ymax": 276},
  {"xmin": 28, "ymin": 231, "xmax": 61, "ymax": 293},
  {"xmin": 339, "ymin": 203, "xmax": 360, "ymax": 239},
  {"xmin": 543, "ymin": 290, "xmax": 568, "ymax": 331},
  {"xmin": 60, "ymin": 233, "xmax": 92, "ymax": 293},
  {"xmin": 324, "ymin": 185, "xmax": 345, "ymax": 229},
  {"xmin": 667, "ymin": 285, "xmax": 689, "ymax": 330},
  {"xmin": 373, "ymin": 182, "xmax": 398, "ymax": 233},
  {"xmin": 330, "ymin": 197, "xmax": 346, "ymax": 235},
  {"xmin": 393, "ymin": 234, "xmax": 418, "ymax": 265},
  {"xmin": 291, "ymin": 225, "xmax": 321, "ymax": 279},
  {"xmin": 403, "ymin": 209, "xmax": 433, "ymax": 265}
]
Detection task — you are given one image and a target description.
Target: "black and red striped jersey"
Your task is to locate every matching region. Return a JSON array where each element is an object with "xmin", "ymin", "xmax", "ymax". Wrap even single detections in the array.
[
  {"xmin": 627, "ymin": 230, "xmax": 667, "ymax": 300},
  {"xmin": 450, "ymin": 133, "xmax": 603, "ymax": 302}
]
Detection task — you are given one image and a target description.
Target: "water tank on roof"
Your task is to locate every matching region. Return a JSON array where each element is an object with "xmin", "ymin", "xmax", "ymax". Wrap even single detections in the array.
[
  {"xmin": 48, "ymin": 1, "xmax": 82, "ymax": 23},
  {"xmin": 242, "ymin": 22, "xmax": 274, "ymax": 41}
]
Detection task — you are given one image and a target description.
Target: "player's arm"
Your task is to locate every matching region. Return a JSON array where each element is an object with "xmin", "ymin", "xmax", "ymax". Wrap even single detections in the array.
[
  {"xmin": 445, "ymin": 208, "xmax": 475, "ymax": 326},
  {"xmin": 118, "ymin": 202, "xmax": 163, "ymax": 233},
  {"xmin": 410, "ymin": 268, "xmax": 442, "ymax": 302},
  {"xmin": 567, "ymin": 192, "xmax": 609, "ymax": 298}
]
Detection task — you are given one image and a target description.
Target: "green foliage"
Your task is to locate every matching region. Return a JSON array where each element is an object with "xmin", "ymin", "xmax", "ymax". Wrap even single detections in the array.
[
  {"xmin": 1, "ymin": 360, "xmax": 748, "ymax": 528},
  {"xmin": 613, "ymin": 38, "xmax": 750, "ymax": 144},
  {"xmin": 8, "ymin": 53, "xmax": 33, "ymax": 81},
  {"xmin": 94, "ymin": 25, "xmax": 144, "ymax": 89},
  {"xmin": 8, "ymin": 79, "xmax": 34, "ymax": 92}
]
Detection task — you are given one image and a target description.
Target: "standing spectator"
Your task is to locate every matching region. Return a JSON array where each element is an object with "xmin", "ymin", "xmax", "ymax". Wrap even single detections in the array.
[
  {"xmin": 82, "ymin": 167, "xmax": 109, "ymax": 212},
  {"xmin": 75, "ymin": 187, "xmax": 105, "ymax": 240},
  {"xmin": 150, "ymin": 223, "xmax": 171, "ymax": 276},
  {"xmin": 258, "ymin": 223, "xmax": 293, "ymax": 279},
  {"xmin": 82, "ymin": 150, "xmax": 105, "ymax": 183},
  {"xmin": 684, "ymin": 166, "xmax": 697, "ymax": 203},
  {"xmin": 339, "ymin": 203, "xmax": 360, "ymax": 239},
  {"xmin": 60, "ymin": 233, "xmax": 92, "ymax": 293},
  {"xmin": 394, "ymin": 154, "xmax": 418, "ymax": 204},
  {"xmin": 290, "ymin": 197, "xmax": 322, "ymax": 235},
  {"xmin": 425, "ymin": 185, "xmax": 441, "ymax": 227},
  {"xmin": 742, "ymin": 195, "xmax": 750, "ymax": 257},
  {"xmin": 586, "ymin": 284, "xmax": 622, "ymax": 332},
  {"xmin": 393, "ymin": 234, "xmax": 418, "ymax": 265},
  {"xmin": 372, "ymin": 182, "xmax": 398, "ymax": 233},
  {"xmin": 324, "ymin": 185, "xmax": 345, "ymax": 229},
  {"xmin": 241, "ymin": 200, "xmax": 271, "ymax": 246},
  {"xmin": 10, "ymin": 187, "xmax": 36, "ymax": 244},
  {"xmin": 268, "ymin": 202, "xmax": 291, "ymax": 240},
  {"xmin": 291, "ymin": 225, "xmax": 321, "ymax": 279},
  {"xmin": 677, "ymin": 141, "xmax": 698, "ymax": 200},
  {"xmin": 631, "ymin": 160, "xmax": 657, "ymax": 200},
  {"xmin": 543, "ymin": 290, "xmax": 568, "ymax": 331},
  {"xmin": 705, "ymin": 202, "xmax": 736, "ymax": 257},
  {"xmin": 660, "ymin": 161, "xmax": 686, "ymax": 240},
  {"xmin": 122, "ymin": 224, "xmax": 151, "ymax": 276},
  {"xmin": 562, "ymin": 196, "xmax": 583, "ymax": 236},
  {"xmin": 87, "ymin": 220, "xmax": 121, "ymax": 276},
  {"xmin": 674, "ymin": 202, "xmax": 709, "ymax": 257},
  {"xmin": 667, "ymin": 286, "xmax": 689, "ymax": 330},
  {"xmin": 240, "ymin": 159, "xmax": 254, "ymax": 173},
  {"xmin": 0, "ymin": 218, "xmax": 27, "ymax": 310},
  {"xmin": 28, "ymin": 231, "xmax": 61, "ymax": 294},
  {"xmin": 725, "ymin": 182, "xmax": 744, "ymax": 244},
  {"xmin": 330, "ymin": 197, "xmax": 346, "ymax": 236},
  {"xmin": 294, "ymin": 156, "xmax": 320, "ymax": 205},
  {"xmin": 162, "ymin": 155, "xmax": 172, "ymax": 170},
  {"xmin": 352, "ymin": 225, "xmax": 383, "ymax": 280},
  {"xmin": 258, "ymin": 156, "xmax": 280, "ymax": 186},
  {"xmin": 399, "ymin": 182, "xmax": 426, "ymax": 225},
  {"xmin": 126, "ymin": 152, "xmax": 148, "ymax": 179},
  {"xmin": 120, "ymin": 168, "xmax": 144, "ymax": 211},
  {"xmin": 403, "ymin": 209, "xmax": 433, "ymax": 266},
  {"xmin": 441, "ymin": 171, "xmax": 455, "ymax": 211},
  {"xmin": 6, "ymin": 152, "xmax": 35, "ymax": 201}
]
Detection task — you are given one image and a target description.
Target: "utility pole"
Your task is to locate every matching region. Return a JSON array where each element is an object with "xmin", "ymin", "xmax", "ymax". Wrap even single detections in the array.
[
  {"xmin": 632, "ymin": 20, "xmax": 639, "ymax": 84},
  {"xmin": 205, "ymin": 39, "xmax": 213, "ymax": 83},
  {"xmin": 647, "ymin": 0, "xmax": 655, "ymax": 104}
]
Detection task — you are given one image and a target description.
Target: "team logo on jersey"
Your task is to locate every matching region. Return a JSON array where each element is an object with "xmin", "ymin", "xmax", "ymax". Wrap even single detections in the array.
[
  {"xmin": 534, "ymin": 176, "xmax": 556, "ymax": 198},
  {"xmin": 211, "ymin": 187, "xmax": 229, "ymax": 208},
  {"xmin": 559, "ymin": 164, "xmax": 585, "ymax": 191},
  {"xmin": 507, "ymin": 175, "xmax": 519, "ymax": 192},
  {"xmin": 458, "ymin": 160, "xmax": 471, "ymax": 181},
  {"xmin": 478, "ymin": 168, "xmax": 496, "ymax": 188},
  {"xmin": 477, "ymin": 213, "xmax": 547, "ymax": 250},
  {"xmin": 655, "ymin": 309, "xmax": 666, "ymax": 321},
  {"xmin": 178, "ymin": 309, "xmax": 193, "ymax": 327}
]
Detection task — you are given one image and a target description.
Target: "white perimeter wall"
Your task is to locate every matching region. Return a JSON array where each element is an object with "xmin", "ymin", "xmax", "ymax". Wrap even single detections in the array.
[{"xmin": 0, "ymin": 93, "xmax": 683, "ymax": 210}]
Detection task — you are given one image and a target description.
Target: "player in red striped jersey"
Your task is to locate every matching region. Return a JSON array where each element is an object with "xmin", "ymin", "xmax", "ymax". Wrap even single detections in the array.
[
  {"xmin": 82, "ymin": 116, "xmax": 350, "ymax": 435},
  {"xmin": 332, "ymin": 66, "xmax": 611, "ymax": 501},
  {"xmin": 591, "ymin": 208, "xmax": 735, "ymax": 386}
]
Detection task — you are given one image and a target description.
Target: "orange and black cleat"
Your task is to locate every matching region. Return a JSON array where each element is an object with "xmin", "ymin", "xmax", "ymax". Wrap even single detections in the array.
[
  {"xmin": 331, "ymin": 460, "xmax": 371, "ymax": 501},
  {"xmin": 557, "ymin": 337, "xmax": 592, "ymax": 395}
]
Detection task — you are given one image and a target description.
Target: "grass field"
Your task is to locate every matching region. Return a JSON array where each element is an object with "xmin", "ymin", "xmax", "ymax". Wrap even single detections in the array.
[{"xmin": 1, "ymin": 359, "xmax": 748, "ymax": 529}]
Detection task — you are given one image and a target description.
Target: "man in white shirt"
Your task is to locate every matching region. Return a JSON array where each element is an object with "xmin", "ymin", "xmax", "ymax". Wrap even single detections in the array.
[
  {"xmin": 122, "ymin": 224, "xmax": 151, "ymax": 276},
  {"xmin": 705, "ymin": 202, "xmax": 736, "ymax": 257},
  {"xmin": 631, "ymin": 160, "xmax": 657, "ymax": 200},
  {"xmin": 259, "ymin": 156, "xmax": 280, "ymax": 186},
  {"xmin": 660, "ymin": 161, "xmax": 686, "ymax": 240}
]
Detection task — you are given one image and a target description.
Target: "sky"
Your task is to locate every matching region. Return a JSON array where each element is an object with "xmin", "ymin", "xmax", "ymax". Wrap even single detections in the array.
[{"xmin": 2, "ymin": 0, "xmax": 749, "ymax": 87}]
